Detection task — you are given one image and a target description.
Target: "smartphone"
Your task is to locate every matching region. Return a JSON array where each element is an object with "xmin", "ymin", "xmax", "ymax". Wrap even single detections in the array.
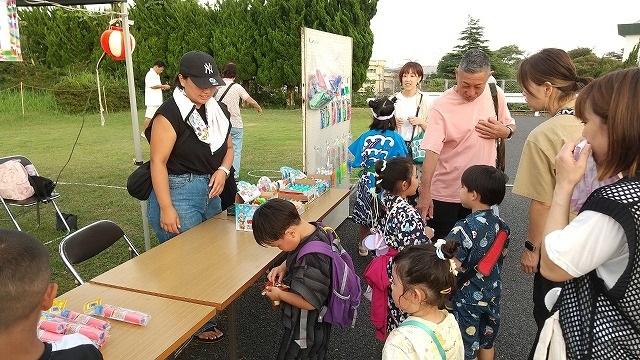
[{"xmin": 573, "ymin": 139, "xmax": 588, "ymax": 160}]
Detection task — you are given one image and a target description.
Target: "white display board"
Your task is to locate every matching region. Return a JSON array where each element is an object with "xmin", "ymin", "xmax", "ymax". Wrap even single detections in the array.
[
  {"xmin": 301, "ymin": 27, "xmax": 352, "ymax": 185},
  {"xmin": 0, "ymin": 0, "xmax": 21, "ymax": 61}
]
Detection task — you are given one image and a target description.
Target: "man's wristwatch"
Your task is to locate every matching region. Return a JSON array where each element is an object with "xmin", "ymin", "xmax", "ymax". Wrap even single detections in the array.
[
  {"xmin": 506, "ymin": 125, "xmax": 514, "ymax": 140},
  {"xmin": 525, "ymin": 240, "xmax": 539, "ymax": 252}
]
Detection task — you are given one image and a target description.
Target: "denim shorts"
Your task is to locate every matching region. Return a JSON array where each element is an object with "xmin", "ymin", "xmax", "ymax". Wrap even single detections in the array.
[{"xmin": 148, "ymin": 173, "xmax": 222, "ymax": 243}]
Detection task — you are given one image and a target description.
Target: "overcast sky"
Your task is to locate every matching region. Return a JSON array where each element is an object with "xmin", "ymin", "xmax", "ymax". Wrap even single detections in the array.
[{"xmin": 370, "ymin": 0, "xmax": 640, "ymax": 67}]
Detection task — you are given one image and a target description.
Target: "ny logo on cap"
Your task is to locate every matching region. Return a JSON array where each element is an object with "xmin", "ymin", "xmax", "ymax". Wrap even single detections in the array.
[{"xmin": 203, "ymin": 62, "xmax": 214, "ymax": 75}]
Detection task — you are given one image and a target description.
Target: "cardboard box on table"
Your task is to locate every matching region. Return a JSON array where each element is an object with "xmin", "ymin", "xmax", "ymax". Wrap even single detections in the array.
[{"xmin": 235, "ymin": 192, "xmax": 274, "ymax": 231}]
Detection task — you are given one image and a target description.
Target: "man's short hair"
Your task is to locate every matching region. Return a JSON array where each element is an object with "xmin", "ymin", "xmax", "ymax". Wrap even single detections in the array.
[
  {"xmin": 252, "ymin": 198, "xmax": 301, "ymax": 246},
  {"xmin": 153, "ymin": 60, "xmax": 166, "ymax": 68},
  {"xmin": 0, "ymin": 230, "xmax": 51, "ymax": 331},
  {"xmin": 458, "ymin": 49, "xmax": 491, "ymax": 74}
]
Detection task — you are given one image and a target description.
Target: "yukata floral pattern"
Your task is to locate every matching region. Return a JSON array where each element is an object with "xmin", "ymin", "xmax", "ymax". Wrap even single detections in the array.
[
  {"xmin": 381, "ymin": 193, "xmax": 429, "ymax": 335},
  {"xmin": 348, "ymin": 129, "xmax": 408, "ymax": 228}
]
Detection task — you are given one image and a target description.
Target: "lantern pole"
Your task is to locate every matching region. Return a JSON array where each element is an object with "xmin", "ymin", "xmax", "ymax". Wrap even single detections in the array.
[
  {"xmin": 121, "ymin": 0, "xmax": 151, "ymax": 251},
  {"xmin": 96, "ymin": 52, "xmax": 107, "ymax": 126}
]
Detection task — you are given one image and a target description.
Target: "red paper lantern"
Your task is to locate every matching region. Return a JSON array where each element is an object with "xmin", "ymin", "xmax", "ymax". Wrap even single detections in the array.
[{"xmin": 100, "ymin": 26, "xmax": 136, "ymax": 61}]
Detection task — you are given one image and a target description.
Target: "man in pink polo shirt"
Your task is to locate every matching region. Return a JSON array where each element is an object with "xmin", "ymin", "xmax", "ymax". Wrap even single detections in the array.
[{"xmin": 417, "ymin": 49, "xmax": 515, "ymax": 240}]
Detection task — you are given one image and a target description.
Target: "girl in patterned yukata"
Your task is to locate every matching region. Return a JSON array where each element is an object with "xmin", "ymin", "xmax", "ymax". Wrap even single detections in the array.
[
  {"xmin": 365, "ymin": 157, "xmax": 432, "ymax": 340},
  {"xmin": 382, "ymin": 241, "xmax": 464, "ymax": 360},
  {"xmin": 349, "ymin": 97, "xmax": 408, "ymax": 256}
]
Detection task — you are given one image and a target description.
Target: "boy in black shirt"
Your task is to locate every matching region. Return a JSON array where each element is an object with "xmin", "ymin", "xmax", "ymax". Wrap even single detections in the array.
[
  {"xmin": 0, "ymin": 229, "xmax": 102, "ymax": 360},
  {"xmin": 253, "ymin": 198, "xmax": 332, "ymax": 359}
]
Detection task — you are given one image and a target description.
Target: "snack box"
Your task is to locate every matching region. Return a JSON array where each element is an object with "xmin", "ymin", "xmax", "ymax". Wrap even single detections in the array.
[
  {"xmin": 235, "ymin": 192, "xmax": 274, "ymax": 232},
  {"xmin": 279, "ymin": 183, "xmax": 318, "ymax": 202}
]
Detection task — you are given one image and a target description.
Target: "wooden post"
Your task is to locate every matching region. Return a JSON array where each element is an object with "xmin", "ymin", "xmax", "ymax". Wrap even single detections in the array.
[{"xmin": 20, "ymin": 82, "xmax": 25, "ymax": 116}]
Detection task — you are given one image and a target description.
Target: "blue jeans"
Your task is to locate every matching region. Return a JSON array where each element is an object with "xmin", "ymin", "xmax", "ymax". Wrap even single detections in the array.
[
  {"xmin": 230, "ymin": 127, "xmax": 243, "ymax": 181},
  {"xmin": 147, "ymin": 173, "xmax": 222, "ymax": 244}
]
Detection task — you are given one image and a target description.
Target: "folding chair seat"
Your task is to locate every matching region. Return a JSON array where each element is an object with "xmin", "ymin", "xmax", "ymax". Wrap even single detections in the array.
[
  {"xmin": 0, "ymin": 155, "xmax": 70, "ymax": 234},
  {"xmin": 59, "ymin": 220, "xmax": 140, "ymax": 285}
]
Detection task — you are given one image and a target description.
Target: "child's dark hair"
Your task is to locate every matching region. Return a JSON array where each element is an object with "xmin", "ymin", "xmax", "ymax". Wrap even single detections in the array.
[
  {"xmin": 252, "ymin": 198, "xmax": 302, "ymax": 246},
  {"xmin": 0, "ymin": 229, "xmax": 51, "ymax": 331},
  {"xmin": 393, "ymin": 240, "xmax": 460, "ymax": 309},
  {"xmin": 461, "ymin": 165, "xmax": 508, "ymax": 206},
  {"xmin": 368, "ymin": 97, "xmax": 397, "ymax": 131},
  {"xmin": 370, "ymin": 157, "xmax": 414, "ymax": 222}
]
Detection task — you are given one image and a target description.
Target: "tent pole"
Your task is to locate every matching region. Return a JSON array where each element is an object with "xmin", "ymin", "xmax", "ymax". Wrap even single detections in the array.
[{"xmin": 121, "ymin": 0, "xmax": 151, "ymax": 251}]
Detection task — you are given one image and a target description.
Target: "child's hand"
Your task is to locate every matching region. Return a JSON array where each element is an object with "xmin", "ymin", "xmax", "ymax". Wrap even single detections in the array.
[
  {"xmin": 267, "ymin": 262, "xmax": 287, "ymax": 283},
  {"xmin": 424, "ymin": 226, "xmax": 434, "ymax": 239},
  {"xmin": 263, "ymin": 285, "xmax": 283, "ymax": 302}
]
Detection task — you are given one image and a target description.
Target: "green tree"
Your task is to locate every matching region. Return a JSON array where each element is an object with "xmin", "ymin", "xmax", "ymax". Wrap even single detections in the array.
[
  {"xmin": 453, "ymin": 16, "xmax": 491, "ymax": 54},
  {"xmin": 623, "ymin": 41, "xmax": 640, "ymax": 68},
  {"xmin": 436, "ymin": 16, "xmax": 510, "ymax": 79},
  {"xmin": 493, "ymin": 45, "xmax": 525, "ymax": 67}
]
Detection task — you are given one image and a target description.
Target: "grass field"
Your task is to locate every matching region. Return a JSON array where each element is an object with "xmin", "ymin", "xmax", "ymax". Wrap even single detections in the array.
[{"xmin": 0, "ymin": 105, "xmax": 371, "ymax": 293}]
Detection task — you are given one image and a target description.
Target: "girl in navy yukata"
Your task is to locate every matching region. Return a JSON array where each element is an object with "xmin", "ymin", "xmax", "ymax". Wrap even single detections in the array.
[
  {"xmin": 365, "ymin": 157, "xmax": 433, "ymax": 340},
  {"xmin": 349, "ymin": 97, "xmax": 408, "ymax": 256}
]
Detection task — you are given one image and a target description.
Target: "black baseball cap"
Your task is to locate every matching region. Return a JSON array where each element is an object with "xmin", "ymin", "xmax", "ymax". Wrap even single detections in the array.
[{"xmin": 179, "ymin": 51, "xmax": 225, "ymax": 89}]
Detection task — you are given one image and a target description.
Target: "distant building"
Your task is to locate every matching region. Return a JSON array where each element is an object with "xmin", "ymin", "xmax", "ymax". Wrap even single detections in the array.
[{"xmin": 618, "ymin": 20, "xmax": 640, "ymax": 63}]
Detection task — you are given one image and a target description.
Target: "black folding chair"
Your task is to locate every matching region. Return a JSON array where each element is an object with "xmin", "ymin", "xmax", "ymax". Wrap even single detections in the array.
[
  {"xmin": 0, "ymin": 155, "xmax": 70, "ymax": 234},
  {"xmin": 59, "ymin": 220, "xmax": 140, "ymax": 285}
]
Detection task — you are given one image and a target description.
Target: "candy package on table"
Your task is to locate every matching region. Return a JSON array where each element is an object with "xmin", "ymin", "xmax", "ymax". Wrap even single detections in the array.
[
  {"xmin": 38, "ymin": 311, "xmax": 108, "ymax": 348},
  {"xmin": 84, "ymin": 299, "xmax": 150, "ymax": 326},
  {"xmin": 236, "ymin": 181, "xmax": 262, "ymax": 203}
]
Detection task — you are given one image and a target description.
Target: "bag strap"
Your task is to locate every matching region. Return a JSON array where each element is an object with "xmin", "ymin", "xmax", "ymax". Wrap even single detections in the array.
[
  {"xmin": 490, "ymin": 83, "xmax": 507, "ymax": 171},
  {"xmin": 409, "ymin": 93, "xmax": 424, "ymax": 140},
  {"xmin": 489, "ymin": 83, "xmax": 499, "ymax": 118},
  {"xmin": 400, "ymin": 320, "xmax": 446, "ymax": 360},
  {"xmin": 456, "ymin": 228, "xmax": 508, "ymax": 289},
  {"xmin": 217, "ymin": 82, "xmax": 235, "ymax": 102}
]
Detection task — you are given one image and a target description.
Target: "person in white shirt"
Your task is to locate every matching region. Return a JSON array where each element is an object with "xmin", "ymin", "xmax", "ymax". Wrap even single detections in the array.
[
  {"xmin": 142, "ymin": 60, "xmax": 170, "ymax": 134},
  {"xmin": 214, "ymin": 62, "xmax": 263, "ymax": 183},
  {"xmin": 393, "ymin": 61, "xmax": 430, "ymax": 145}
]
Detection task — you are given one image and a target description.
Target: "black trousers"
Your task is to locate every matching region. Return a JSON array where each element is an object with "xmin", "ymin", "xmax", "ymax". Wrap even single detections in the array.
[
  {"xmin": 427, "ymin": 200, "xmax": 472, "ymax": 240},
  {"xmin": 527, "ymin": 270, "xmax": 563, "ymax": 360}
]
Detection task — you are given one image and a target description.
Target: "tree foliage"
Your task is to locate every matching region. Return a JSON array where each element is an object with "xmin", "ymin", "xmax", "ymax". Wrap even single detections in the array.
[{"xmin": 14, "ymin": 0, "xmax": 377, "ymax": 108}]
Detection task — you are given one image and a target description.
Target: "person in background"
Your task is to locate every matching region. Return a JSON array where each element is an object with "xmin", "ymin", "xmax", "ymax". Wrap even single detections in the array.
[
  {"xmin": 447, "ymin": 165, "xmax": 510, "ymax": 360},
  {"xmin": 510, "ymin": 48, "xmax": 593, "ymax": 359},
  {"xmin": 0, "ymin": 229, "xmax": 103, "ymax": 360},
  {"xmin": 142, "ymin": 60, "xmax": 170, "ymax": 135},
  {"xmin": 365, "ymin": 156, "xmax": 431, "ymax": 341},
  {"xmin": 349, "ymin": 97, "xmax": 408, "ymax": 256},
  {"xmin": 214, "ymin": 62, "xmax": 263, "ymax": 183},
  {"xmin": 382, "ymin": 242, "xmax": 464, "ymax": 360},
  {"xmin": 253, "ymin": 198, "xmax": 333, "ymax": 360},
  {"xmin": 417, "ymin": 48, "xmax": 515, "ymax": 240},
  {"xmin": 145, "ymin": 51, "xmax": 233, "ymax": 343},
  {"xmin": 537, "ymin": 67, "xmax": 640, "ymax": 359},
  {"xmin": 394, "ymin": 61, "xmax": 430, "ymax": 149}
]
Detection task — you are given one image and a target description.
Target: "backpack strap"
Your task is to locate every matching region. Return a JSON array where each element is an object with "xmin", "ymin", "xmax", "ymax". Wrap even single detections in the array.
[
  {"xmin": 400, "ymin": 320, "xmax": 446, "ymax": 360},
  {"xmin": 456, "ymin": 228, "xmax": 508, "ymax": 288},
  {"xmin": 216, "ymin": 82, "xmax": 235, "ymax": 102},
  {"xmin": 297, "ymin": 240, "xmax": 334, "ymax": 260}
]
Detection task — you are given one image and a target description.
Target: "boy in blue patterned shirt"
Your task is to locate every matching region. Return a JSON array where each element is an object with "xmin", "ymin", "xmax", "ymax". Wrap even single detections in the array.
[{"xmin": 446, "ymin": 165, "xmax": 510, "ymax": 360}]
